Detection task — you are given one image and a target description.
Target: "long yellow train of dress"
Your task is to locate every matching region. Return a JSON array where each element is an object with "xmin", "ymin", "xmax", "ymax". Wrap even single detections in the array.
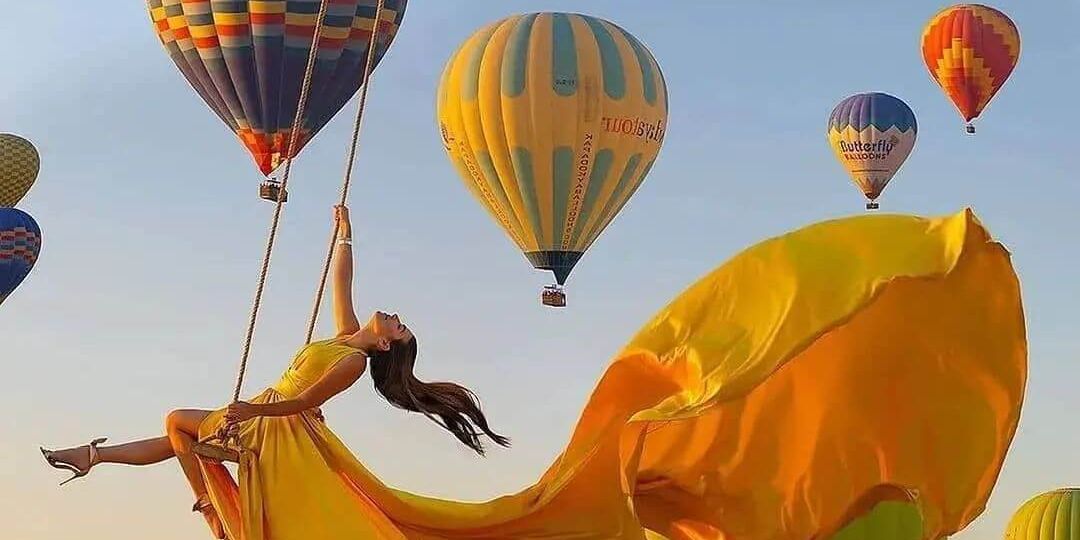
[{"xmin": 197, "ymin": 209, "xmax": 1026, "ymax": 540}]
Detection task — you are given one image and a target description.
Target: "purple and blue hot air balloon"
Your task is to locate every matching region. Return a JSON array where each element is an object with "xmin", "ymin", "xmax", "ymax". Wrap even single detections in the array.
[
  {"xmin": 826, "ymin": 92, "xmax": 918, "ymax": 210},
  {"xmin": 0, "ymin": 208, "xmax": 41, "ymax": 306}
]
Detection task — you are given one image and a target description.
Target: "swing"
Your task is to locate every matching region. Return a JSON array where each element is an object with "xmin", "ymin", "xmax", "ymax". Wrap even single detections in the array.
[{"xmin": 192, "ymin": 0, "xmax": 389, "ymax": 464}]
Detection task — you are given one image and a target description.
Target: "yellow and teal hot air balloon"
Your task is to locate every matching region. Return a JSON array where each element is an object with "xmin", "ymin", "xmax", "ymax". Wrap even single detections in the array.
[
  {"xmin": 1005, "ymin": 488, "xmax": 1080, "ymax": 539},
  {"xmin": 827, "ymin": 93, "xmax": 917, "ymax": 210},
  {"xmin": 437, "ymin": 12, "xmax": 668, "ymax": 306}
]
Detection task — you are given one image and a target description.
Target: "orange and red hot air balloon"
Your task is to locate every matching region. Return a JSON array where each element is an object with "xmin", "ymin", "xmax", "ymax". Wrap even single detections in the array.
[{"xmin": 921, "ymin": 4, "xmax": 1020, "ymax": 134}]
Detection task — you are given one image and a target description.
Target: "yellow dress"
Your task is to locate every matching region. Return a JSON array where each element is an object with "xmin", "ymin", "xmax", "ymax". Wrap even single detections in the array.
[{"xmin": 197, "ymin": 209, "xmax": 1026, "ymax": 540}]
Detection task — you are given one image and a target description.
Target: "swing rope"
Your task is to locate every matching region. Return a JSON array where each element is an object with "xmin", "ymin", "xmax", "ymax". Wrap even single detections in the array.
[
  {"xmin": 227, "ymin": 0, "xmax": 331, "ymax": 407},
  {"xmin": 305, "ymin": 0, "xmax": 388, "ymax": 345},
  {"xmin": 197, "ymin": 1, "xmax": 390, "ymax": 464},
  {"xmin": 231, "ymin": 0, "xmax": 388, "ymax": 405}
]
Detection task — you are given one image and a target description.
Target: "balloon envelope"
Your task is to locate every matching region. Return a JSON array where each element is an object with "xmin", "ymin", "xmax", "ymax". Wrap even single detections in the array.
[
  {"xmin": 825, "ymin": 486, "xmax": 924, "ymax": 540},
  {"xmin": 0, "ymin": 208, "xmax": 41, "ymax": 306},
  {"xmin": 437, "ymin": 12, "xmax": 668, "ymax": 285},
  {"xmin": 0, "ymin": 133, "xmax": 40, "ymax": 208},
  {"xmin": 146, "ymin": 0, "xmax": 408, "ymax": 176},
  {"xmin": 1005, "ymin": 488, "xmax": 1080, "ymax": 539},
  {"xmin": 830, "ymin": 502, "xmax": 923, "ymax": 540},
  {"xmin": 922, "ymin": 4, "xmax": 1020, "ymax": 127},
  {"xmin": 826, "ymin": 92, "xmax": 917, "ymax": 206}
]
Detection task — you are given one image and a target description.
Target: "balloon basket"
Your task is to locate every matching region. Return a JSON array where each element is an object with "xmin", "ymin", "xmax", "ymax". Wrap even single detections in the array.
[
  {"xmin": 865, "ymin": 201, "xmax": 880, "ymax": 211},
  {"xmin": 965, "ymin": 124, "xmax": 976, "ymax": 135},
  {"xmin": 542, "ymin": 285, "xmax": 566, "ymax": 308},
  {"xmin": 259, "ymin": 179, "xmax": 288, "ymax": 203}
]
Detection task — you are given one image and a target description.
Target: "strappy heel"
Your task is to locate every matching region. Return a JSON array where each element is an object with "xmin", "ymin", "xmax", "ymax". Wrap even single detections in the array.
[
  {"xmin": 40, "ymin": 437, "xmax": 107, "ymax": 486},
  {"xmin": 193, "ymin": 495, "xmax": 226, "ymax": 539}
]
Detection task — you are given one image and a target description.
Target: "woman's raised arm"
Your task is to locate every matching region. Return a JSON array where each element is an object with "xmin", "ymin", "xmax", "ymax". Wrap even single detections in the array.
[{"xmin": 332, "ymin": 205, "xmax": 362, "ymax": 337}]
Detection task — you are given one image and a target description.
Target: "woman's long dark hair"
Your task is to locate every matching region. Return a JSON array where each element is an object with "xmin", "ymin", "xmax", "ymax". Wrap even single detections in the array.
[{"xmin": 369, "ymin": 337, "xmax": 510, "ymax": 455}]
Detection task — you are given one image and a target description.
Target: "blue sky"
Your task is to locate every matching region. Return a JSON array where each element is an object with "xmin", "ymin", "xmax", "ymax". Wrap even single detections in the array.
[{"xmin": 1, "ymin": 1, "xmax": 1076, "ymax": 538}]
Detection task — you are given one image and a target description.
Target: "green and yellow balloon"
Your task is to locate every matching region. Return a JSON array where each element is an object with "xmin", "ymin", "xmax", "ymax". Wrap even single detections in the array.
[
  {"xmin": 437, "ymin": 12, "xmax": 668, "ymax": 306},
  {"xmin": 1005, "ymin": 488, "xmax": 1080, "ymax": 539},
  {"xmin": 823, "ymin": 486, "xmax": 925, "ymax": 540}
]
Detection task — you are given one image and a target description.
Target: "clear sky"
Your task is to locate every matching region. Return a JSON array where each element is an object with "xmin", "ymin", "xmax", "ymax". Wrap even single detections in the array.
[{"xmin": 1, "ymin": 1, "xmax": 1076, "ymax": 538}]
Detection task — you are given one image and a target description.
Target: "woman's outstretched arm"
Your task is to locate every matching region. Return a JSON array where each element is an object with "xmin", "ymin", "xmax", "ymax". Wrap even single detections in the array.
[
  {"xmin": 332, "ymin": 205, "xmax": 362, "ymax": 337},
  {"xmin": 225, "ymin": 355, "xmax": 367, "ymax": 421}
]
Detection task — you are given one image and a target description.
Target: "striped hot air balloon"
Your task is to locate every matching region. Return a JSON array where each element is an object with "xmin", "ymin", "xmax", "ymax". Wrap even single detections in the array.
[
  {"xmin": 145, "ymin": 0, "xmax": 408, "ymax": 176},
  {"xmin": 1005, "ymin": 488, "xmax": 1080, "ymax": 539},
  {"xmin": 437, "ymin": 13, "xmax": 668, "ymax": 305},
  {"xmin": 921, "ymin": 4, "xmax": 1020, "ymax": 134},
  {"xmin": 0, "ymin": 134, "xmax": 40, "ymax": 208},
  {"xmin": 0, "ymin": 208, "xmax": 41, "ymax": 306},
  {"xmin": 826, "ymin": 93, "xmax": 918, "ymax": 210}
]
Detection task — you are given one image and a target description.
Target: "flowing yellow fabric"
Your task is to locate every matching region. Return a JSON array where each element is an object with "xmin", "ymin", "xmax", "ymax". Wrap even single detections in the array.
[{"xmin": 197, "ymin": 208, "xmax": 1026, "ymax": 540}]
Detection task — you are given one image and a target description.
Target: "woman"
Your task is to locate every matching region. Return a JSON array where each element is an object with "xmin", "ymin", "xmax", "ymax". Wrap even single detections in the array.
[
  {"xmin": 38, "ymin": 209, "xmax": 1026, "ymax": 540},
  {"xmin": 41, "ymin": 205, "xmax": 509, "ymax": 539}
]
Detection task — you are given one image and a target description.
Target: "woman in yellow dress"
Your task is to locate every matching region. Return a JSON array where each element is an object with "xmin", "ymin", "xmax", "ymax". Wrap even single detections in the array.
[
  {"xmin": 40, "ymin": 205, "xmax": 509, "ymax": 539},
  {"xmin": 41, "ymin": 209, "xmax": 1026, "ymax": 540}
]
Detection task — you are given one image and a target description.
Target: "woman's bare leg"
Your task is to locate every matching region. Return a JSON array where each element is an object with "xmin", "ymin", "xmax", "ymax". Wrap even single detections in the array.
[
  {"xmin": 43, "ymin": 409, "xmax": 223, "ymax": 537},
  {"xmin": 44, "ymin": 409, "xmax": 212, "ymax": 476},
  {"xmin": 164, "ymin": 409, "xmax": 212, "ymax": 500},
  {"xmin": 165, "ymin": 409, "xmax": 224, "ymax": 538},
  {"xmin": 98, "ymin": 437, "xmax": 174, "ymax": 465},
  {"xmin": 43, "ymin": 436, "xmax": 174, "ymax": 471}
]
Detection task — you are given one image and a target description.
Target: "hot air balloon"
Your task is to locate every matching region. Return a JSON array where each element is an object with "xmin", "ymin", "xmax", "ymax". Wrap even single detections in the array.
[
  {"xmin": 826, "ymin": 93, "xmax": 917, "ymax": 210},
  {"xmin": 0, "ymin": 208, "xmax": 41, "ymax": 306},
  {"xmin": 437, "ymin": 13, "xmax": 668, "ymax": 307},
  {"xmin": 0, "ymin": 133, "xmax": 40, "ymax": 208},
  {"xmin": 921, "ymin": 4, "xmax": 1020, "ymax": 134},
  {"xmin": 145, "ymin": 0, "xmax": 408, "ymax": 200},
  {"xmin": 1005, "ymin": 488, "xmax": 1080, "ymax": 539},
  {"xmin": 824, "ymin": 486, "xmax": 924, "ymax": 540}
]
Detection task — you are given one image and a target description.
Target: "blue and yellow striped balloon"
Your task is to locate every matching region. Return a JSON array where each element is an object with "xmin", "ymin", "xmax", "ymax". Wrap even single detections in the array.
[
  {"xmin": 0, "ymin": 208, "xmax": 41, "ymax": 306},
  {"xmin": 437, "ymin": 12, "xmax": 668, "ymax": 286}
]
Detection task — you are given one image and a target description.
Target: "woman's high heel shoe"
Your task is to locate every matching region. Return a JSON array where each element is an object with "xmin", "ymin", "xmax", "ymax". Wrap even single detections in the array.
[
  {"xmin": 40, "ymin": 437, "xmax": 107, "ymax": 486},
  {"xmin": 193, "ymin": 495, "xmax": 227, "ymax": 539}
]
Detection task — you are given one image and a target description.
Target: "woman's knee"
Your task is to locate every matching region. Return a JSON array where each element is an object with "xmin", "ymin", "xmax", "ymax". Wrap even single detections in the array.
[
  {"xmin": 166, "ymin": 409, "xmax": 208, "ymax": 437},
  {"xmin": 165, "ymin": 409, "xmax": 186, "ymax": 435}
]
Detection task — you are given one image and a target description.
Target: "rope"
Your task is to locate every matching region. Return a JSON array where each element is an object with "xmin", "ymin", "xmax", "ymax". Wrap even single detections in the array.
[
  {"xmin": 304, "ymin": 0, "xmax": 388, "ymax": 344},
  {"xmin": 229, "ymin": 0, "xmax": 334, "ymax": 405}
]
